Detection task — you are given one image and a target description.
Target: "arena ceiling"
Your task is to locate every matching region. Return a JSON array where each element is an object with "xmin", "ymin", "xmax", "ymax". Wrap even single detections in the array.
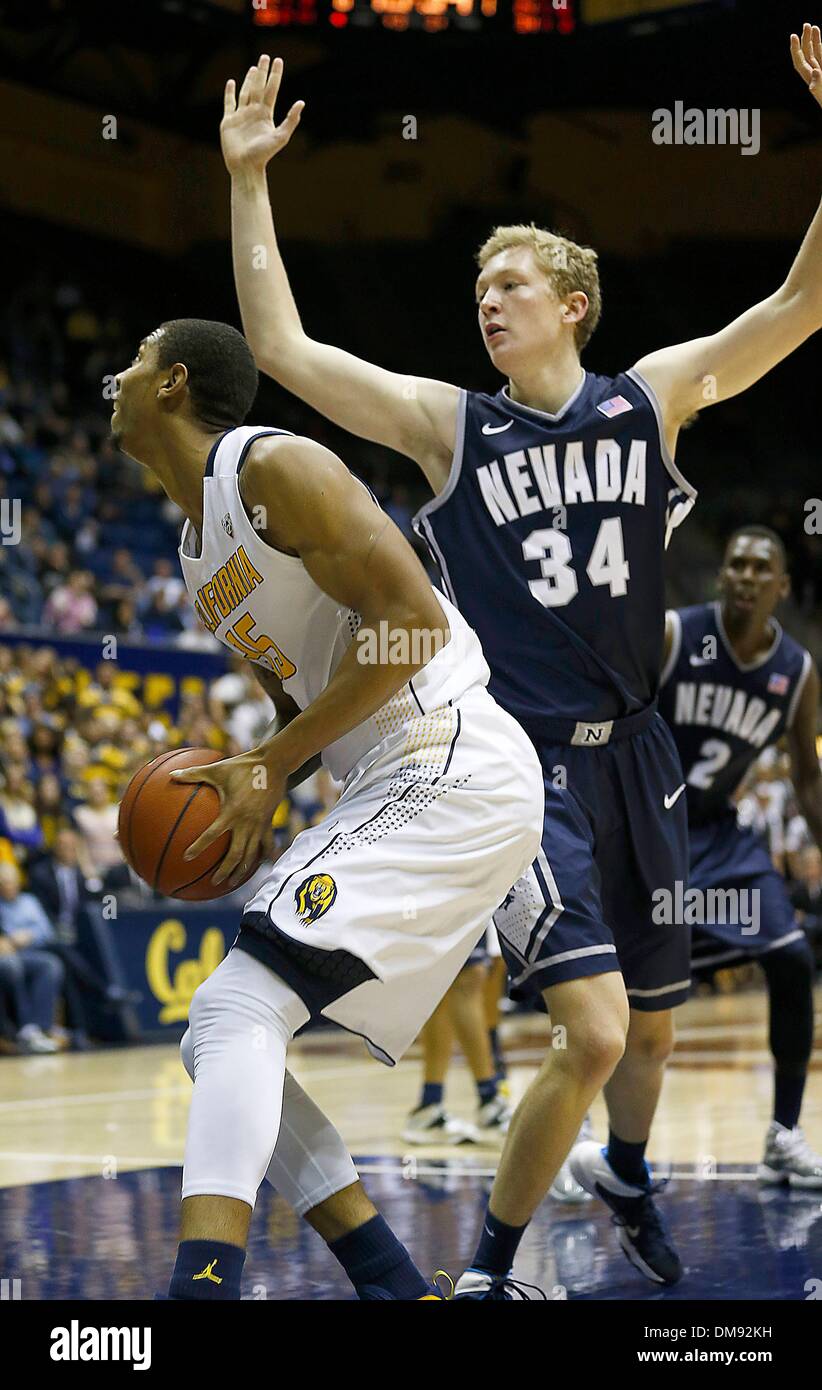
[{"xmin": 0, "ymin": 0, "xmax": 818, "ymax": 145}]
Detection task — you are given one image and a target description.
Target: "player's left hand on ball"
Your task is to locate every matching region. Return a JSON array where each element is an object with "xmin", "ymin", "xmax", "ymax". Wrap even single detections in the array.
[
  {"xmin": 790, "ymin": 23, "xmax": 822, "ymax": 107},
  {"xmin": 170, "ymin": 752, "xmax": 286, "ymax": 887}
]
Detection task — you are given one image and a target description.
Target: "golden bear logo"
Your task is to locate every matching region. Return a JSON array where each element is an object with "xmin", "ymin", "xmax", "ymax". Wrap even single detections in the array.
[{"xmin": 294, "ymin": 873, "xmax": 337, "ymax": 925}]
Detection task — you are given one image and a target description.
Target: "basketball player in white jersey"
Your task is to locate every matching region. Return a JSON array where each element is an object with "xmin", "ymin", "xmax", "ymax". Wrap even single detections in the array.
[{"xmin": 110, "ymin": 317, "xmax": 543, "ymax": 1300}]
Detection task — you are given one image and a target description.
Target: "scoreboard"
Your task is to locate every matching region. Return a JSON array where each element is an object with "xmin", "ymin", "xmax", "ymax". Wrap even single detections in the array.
[
  {"xmin": 251, "ymin": 0, "xmax": 578, "ymax": 34},
  {"xmin": 250, "ymin": 0, "xmax": 723, "ymax": 33}
]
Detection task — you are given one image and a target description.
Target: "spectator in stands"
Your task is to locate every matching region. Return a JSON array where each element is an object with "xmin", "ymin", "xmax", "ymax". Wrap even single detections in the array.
[
  {"xmin": 223, "ymin": 679, "xmax": 275, "ymax": 749},
  {"xmin": 34, "ymin": 772, "xmax": 71, "ymax": 851},
  {"xmin": 72, "ymin": 778, "xmax": 123, "ymax": 881},
  {"xmin": 77, "ymin": 661, "xmax": 141, "ymax": 723},
  {"xmin": 98, "ymin": 548, "xmax": 142, "ymax": 621},
  {"xmin": 28, "ymin": 721, "xmax": 62, "ymax": 781},
  {"xmin": 141, "ymin": 555, "xmax": 186, "ymax": 611},
  {"xmin": 112, "ymin": 597, "xmax": 142, "ymax": 640},
  {"xmin": 0, "ymin": 595, "xmax": 17, "ymax": 629},
  {"xmin": 42, "ymin": 569, "xmax": 97, "ymax": 634},
  {"xmin": 17, "ymin": 688, "xmax": 49, "ymax": 736},
  {"xmin": 27, "ymin": 828, "xmax": 140, "ymax": 1047},
  {"xmin": 1, "ymin": 726, "xmax": 31, "ymax": 771},
  {"xmin": 0, "ymin": 764, "xmax": 44, "ymax": 865},
  {"xmin": 0, "ymin": 861, "xmax": 63, "ymax": 1053},
  {"xmin": 39, "ymin": 539, "xmax": 72, "ymax": 600},
  {"xmin": 53, "ymin": 481, "xmax": 91, "ymax": 544},
  {"xmin": 140, "ymin": 588, "xmax": 185, "ymax": 640},
  {"xmin": 60, "ymin": 738, "xmax": 93, "ymax": 807},
  {"xmin": 208, "ymin": 654, "xmax": 250, "ymax": 726}
]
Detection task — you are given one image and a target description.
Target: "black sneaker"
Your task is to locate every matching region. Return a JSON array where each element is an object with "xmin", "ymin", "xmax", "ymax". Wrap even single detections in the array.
[{"xmin": 569, "ymin": 1140, "xmax": 682, "ymax": 1285}]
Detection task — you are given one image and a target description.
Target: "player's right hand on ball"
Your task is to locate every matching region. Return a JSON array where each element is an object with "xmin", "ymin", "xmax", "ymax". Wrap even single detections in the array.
[{"xmin": 221, "ymin": 55, "xmax": 305, "ymax": 177}]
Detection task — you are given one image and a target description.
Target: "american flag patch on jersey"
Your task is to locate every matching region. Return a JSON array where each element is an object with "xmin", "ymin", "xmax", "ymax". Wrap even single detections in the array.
[
  {"xmin": 768, "ymin": 672, "xmax": 789, "ymax": 695},
  {"xmin": 597, "ymin": 395, "xmax": 633, "ymax": 419}
]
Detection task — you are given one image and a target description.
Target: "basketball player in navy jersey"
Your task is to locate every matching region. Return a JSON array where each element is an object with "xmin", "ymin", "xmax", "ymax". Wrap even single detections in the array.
[
  {"xmin": 659, "ymin": 527, "xmax": 822, "ymax": 1187},
  {"xmin": 221, "ymin": 27, "xmax": 822, "ymax": 1291}
]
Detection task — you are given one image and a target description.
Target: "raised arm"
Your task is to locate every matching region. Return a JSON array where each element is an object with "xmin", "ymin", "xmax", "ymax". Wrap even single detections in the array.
[
  {"xmin": 635, "ymin": 25, "xmax": 822, "ymax": 450},
  {"xmin": 221, "ymin": 56, "xmax": 460, "ymax": 493}
]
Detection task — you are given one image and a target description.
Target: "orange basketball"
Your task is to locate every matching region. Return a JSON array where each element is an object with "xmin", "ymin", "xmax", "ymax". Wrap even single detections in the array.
[{"xmin": 117, "ymin": 747, "xmax": 264, "ymax": 901}]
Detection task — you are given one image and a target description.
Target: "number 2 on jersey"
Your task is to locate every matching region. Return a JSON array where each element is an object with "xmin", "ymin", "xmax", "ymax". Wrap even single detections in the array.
[
  {"xmin": 687, "ymin": 738, "xmax": 732, "ymax": 790},
  {"xmin": 224, "ymin": 611, "xmax": 297, "ymax": 680},
  {"xmin": 524, "ymin": 517, "xmax": 630, "ymax": 607}
]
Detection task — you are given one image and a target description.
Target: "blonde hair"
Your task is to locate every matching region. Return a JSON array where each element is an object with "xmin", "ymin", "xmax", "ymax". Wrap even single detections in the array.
[{"xmin": 476, "ymin": 223, "xmax": 602, "ymax": 353}]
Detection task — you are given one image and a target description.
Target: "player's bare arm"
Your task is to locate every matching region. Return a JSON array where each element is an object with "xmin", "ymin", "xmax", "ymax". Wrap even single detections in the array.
[
  {"xmin": 787, "ymin": 660, "xmax": 822, "ymax": 848},
  {"xmin": 172, "ymin": 434, "xmax": 450, "ymax": 883},
  {"xmin": 221, "ymin": 55, "xmax": 459, "ymax": 492},
  {"xmin": 249, "ymin": 661, "xmax": 322, "ymax": 790},
  {"xmin": 634, "ymin": 24, "xmax": 822, "ymax": 453}
]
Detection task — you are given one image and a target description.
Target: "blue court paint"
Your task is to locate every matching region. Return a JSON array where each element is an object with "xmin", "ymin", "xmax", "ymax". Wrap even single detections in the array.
[{"xmin": 0, "ymin": 1160, "xmax": 819, "ymax": 1300}]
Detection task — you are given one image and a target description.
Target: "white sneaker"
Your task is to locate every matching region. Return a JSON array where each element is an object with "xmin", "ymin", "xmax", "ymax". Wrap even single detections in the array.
[
  {"xmin": 401, "ymin": 1103, "xmax": 477, "ymax": 1146},
  {"xmin": 550, "ymin": 1115, "xmax": 594, "ymax": 1203},
  {"xmin": 453, "ymin": 1269, "xmax": 543, "ymax": 1300},
  {"xmin": 758, "ymin": 1122, "xmax": 822, "ymax": 1189},
  {"xmin": 475, "ymin": 1094, "xmax": 512, "ymax": 1142},
  {"xmin": 17, "ymin": 1025, "xmax": 59, "ymax": 1054}
]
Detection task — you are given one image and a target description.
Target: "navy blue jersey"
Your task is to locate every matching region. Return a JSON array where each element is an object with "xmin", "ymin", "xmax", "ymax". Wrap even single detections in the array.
[
  {"xmin": 413, "ymin": 369, "xmax": 696, "ymax": 737},
  {"xmin": 658, "ymin": 602, "xmax": 812, "ymax": 826}
]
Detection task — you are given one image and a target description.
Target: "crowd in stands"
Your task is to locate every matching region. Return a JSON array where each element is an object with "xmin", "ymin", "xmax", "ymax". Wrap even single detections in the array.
[
  {"xmin": 0, "ymin": 270, "xmax": 424, "ymax": 643},
  {"xmin": 0, "ymin": 643, "xmax": 338, "ymax": 1054}
]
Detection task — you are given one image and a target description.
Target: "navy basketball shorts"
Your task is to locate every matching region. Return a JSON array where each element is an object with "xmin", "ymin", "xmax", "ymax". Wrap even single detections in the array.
[
  {"xmin": 494, "ymin": 715, "xmax": 691, "ymax": 1012},
  {"xmin": 688, "ymin": 816, "xmax": 804, "ymax": 972}
]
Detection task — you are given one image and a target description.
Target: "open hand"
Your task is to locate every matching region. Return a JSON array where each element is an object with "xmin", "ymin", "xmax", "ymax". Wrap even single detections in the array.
[
  {"xmin": 170, "ymin": 750, "xmax": 284, "ymax": 888},
  {"xmin": 221, "ymin": 54, "xmax": 305, "ymax": 178},
  {"xmin": 791, "ymin": 23, "xmax": 822, "ymax": 108}
]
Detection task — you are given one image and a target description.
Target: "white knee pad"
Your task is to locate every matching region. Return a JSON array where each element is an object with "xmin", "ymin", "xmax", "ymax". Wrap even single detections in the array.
[
  {"xmin": 179, "ymin": 963, "xmax": 357, "ymax": 1218},
  {"xmin": 180, "ymin": 951, "xmax": 310, "ymax": 1209},
  {"xmin": 264, "ymin": 1070, "xmax": 359, "ymax": 1217}
]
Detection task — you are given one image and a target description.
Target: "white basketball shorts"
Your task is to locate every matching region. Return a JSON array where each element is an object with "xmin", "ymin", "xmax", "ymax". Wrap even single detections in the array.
[{"xmin": 235, "ymin": 684, "xmax": 543, "ymax": 1065}]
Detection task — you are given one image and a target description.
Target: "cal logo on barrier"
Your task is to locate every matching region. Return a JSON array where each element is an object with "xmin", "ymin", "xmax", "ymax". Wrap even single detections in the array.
[{"xmin": 294, "ymin": 874, "xmax": 337, "ymax": 925}]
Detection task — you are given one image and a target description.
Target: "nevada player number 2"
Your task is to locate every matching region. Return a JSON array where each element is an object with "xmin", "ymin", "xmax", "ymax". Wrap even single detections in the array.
[
  {"xmin": 687, "ymin": 738, "xmax": 732, "ymax": 790},
  {"xmin": 524, "ymin": 517, "xmax": 630, "ymax": 607}
]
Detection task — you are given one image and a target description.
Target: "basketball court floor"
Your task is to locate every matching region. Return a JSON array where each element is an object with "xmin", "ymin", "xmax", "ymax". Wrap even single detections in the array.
[{"xmin": 1, "ymin": 987, "xmax": 820, "ymax": 1301}]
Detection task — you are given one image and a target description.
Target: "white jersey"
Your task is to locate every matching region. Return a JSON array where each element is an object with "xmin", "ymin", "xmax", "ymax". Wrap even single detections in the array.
[{"xmin": 178, "ymin": 426, "xmax": 490, "ymax": 783}]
